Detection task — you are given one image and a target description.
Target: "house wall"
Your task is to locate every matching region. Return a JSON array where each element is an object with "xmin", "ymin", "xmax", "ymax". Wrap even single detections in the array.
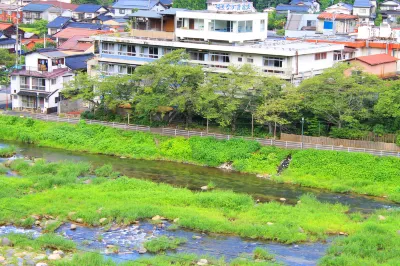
[
  {"xmin": 350, "ymin": 60, "xmax": 397, "ymax": 77},
  {"xmin": 353, "ymin": 7, "xmax": 371, "ymax": 20},
  {"xmin": 0, "ymin": 11, "xmax": 22, "ymax": 23}
]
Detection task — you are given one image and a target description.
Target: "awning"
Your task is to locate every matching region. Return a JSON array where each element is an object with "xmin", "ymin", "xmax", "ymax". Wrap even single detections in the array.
[{"xmin": 17, "ymin": 91, "xmax": 50, "ymax": 97}]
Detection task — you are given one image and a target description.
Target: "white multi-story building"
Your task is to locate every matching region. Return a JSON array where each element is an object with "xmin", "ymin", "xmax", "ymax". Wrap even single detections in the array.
[
  {"xmin": 89, "ymin": 1, "xmax": 344, "ymax": 84},
  {"xmin": 11, "ymin": 49, "xmax": 93, "ymax": 113}
]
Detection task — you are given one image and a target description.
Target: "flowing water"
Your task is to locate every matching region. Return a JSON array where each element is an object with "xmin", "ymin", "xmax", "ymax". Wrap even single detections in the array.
[{"xmin": 1, "ymin": 141, "xmax": 399, "ymax": 265}]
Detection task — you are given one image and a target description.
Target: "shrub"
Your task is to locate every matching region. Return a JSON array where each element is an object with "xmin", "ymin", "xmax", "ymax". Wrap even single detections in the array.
[
  {"xmin": 253, "ymin": 247, "xmax": 275, "ymax": 261},
  {"xmin": 144, "ymin": 236, "xmax": 187, "ymax": 253},
  {"xmin": 329, "ymin": 127, "xmax": 368, "ymax": 139},
  {"xmin": 0, "ymin": 145, "xmax": 16, "ymax": 157}
]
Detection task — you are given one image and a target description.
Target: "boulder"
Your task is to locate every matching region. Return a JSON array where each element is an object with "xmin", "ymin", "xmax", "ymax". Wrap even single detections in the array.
[
  {"xmin": 339, "ymin": 232, "xmax": 348, "ymax": 236},
  {"xmin": 1, "ymin": 237, "xmax": 12, "ymax": 246},
  {"xmin": 279, "ymin": 198, "xmax": 286, "ymax": 202},
  {"xmin": 200, "ymin": 186, "xmax": 208, "ymax": 191},
  {"xmin": 47, "ymin": 254, "xmax": 61, "ymax": 260},
  {"xmin": 197, "ymin": 259, "xmax": 208, "ymax": 265},
  {"xmin": 152, "ymin": 215, "xmax": 161, "ymax": 221},
  {"xmin": 298, "ymin": 227, "xmax": 304, "ymax": 233},
  {"xmin": 192, "ymin": 235, "xmax": 202, "ymax": 240},
  {"xmin": 76, "ymin": 218, "xmax": 83, "ymax": 223},
  {"xmin": 378, "ymin": 215, "xmax": 386, "ymax": 221},
  {"xmin": 99, "ymin": 218, "xmax": 108, "ymax": 224},
  {"xmin": 70, "ymin": 224, "xmax": 77, "ymax": 230},
  {"xmin": 53, "ymin": 250, "xmax": 64, "ymax": 258},
  {"xmin": 138, "ymin": 247, "xmax": 147, "ymax": 254},
  {"xmin": 35, "ymin": 221, "xmax": 41, "ymax": 226}
]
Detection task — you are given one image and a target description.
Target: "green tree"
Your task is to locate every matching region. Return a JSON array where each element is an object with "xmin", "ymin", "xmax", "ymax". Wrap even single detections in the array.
[
  {"xmin": 63, "ymin": 72, "xmax": 100, "ymax": 109},
  {"xmin": 375, "ymin": 13, "xmax": 383, "ymax": 26},
  {"xmin": 374, "ymin": 81, "xmax": 400, "ymax": 121},
  {"xmin": 255, "ymin": 77, "xmax": 301, "ymax": 137},
  {"xmin": 31, "ymin": 19, "xmax": 48, "ymax": 36},
  {"xmin": 196, "ymin": 64, "xmax": 258, "ymax": 132},
  {"xmin": 299, "ymin": 64, "xmax": 381, "ymax": 128},
  {"xmin": 173, "ymin": 0, "xmax": 206, "ymax": 10},
  {"xmin": 0, "ymin": 49, "xmax": 17, "ymax": 68},
  {"xmin": 134, "ymin": 50, "xmax": 204, "ymax": 124}
]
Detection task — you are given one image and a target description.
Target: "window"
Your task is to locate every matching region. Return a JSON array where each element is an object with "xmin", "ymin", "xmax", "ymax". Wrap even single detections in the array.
[
  {"xmin": 210, "ymin": 53, "xmax": 230, "ymax": 63},
  {"xmin": 264, "ymin": 57, "xmax": 283, "ymax": 68},
  {"xmin": 247, "ymin": 58, "xmax": 253, "ymax": 63},
  {"xmin": 333, "ymin": 51, "xmax": 342, "ymax": 61},
  {"xmin": 38, "ymin": 59, "xmax": 48, "ymax": 71},
  {"xmin": 119, "ymin": 9, "xmax": 125, "ymax": 14},
  {"xmin": 238, "ymin": 57, "xmax": 243, "ymax": 62},
  {"xmin": 260, "ymin": 19, "xmax": 265, "ymax": 32},
  {"xmin": 20, "ymin": 76, "xmax": 29, "ymax": 88},
  {"xmin": 102, "ymin": 42, "xmax": 114, "ymax": 54},
  {"xmin": 189, "ymin": 51, "xmax": 206, "ymax": 61},
  {"xmin": 118, "ymin": 65, "xmax": 127, "ymax": 74},
  {"xmin": 210, "ymin": 20, "xmax": 234, "ymax": 32},
  {"xmin": 315, "ymin": 52, "xmax": 327, "ymax": 60},
  {"xmin": 140, "ymin": 46, "xmax": 159, "ymax": 58},
  {"xmin": 177, "ymin": 18, "xmax": 185, "ymax": 28},
  {"xmin": 306, "ymin": 20, "xmax": 316, "ymax": 27},
  {"xmin": 32, "ymin": 78, "xmax": 45, "ymax": 90},
  {"xmin": 164, "ymin": 48, "xmax": 174, "ymax": 55},
  {"xmin": 52, "ymin": 58, "xmax": 64, "ymax": 66},
  {"xmin": 127, "ymin": 45, "xmax": 136, "ymax": 56},
  {"xmin": 359, "ymin": 8, "xmax": 366, "ymax": 14},
  {"xmin": 127, "ymin": 66, "xmax": 135, "ymax": 74},
  {"xmin": 51, "ymin": 79, "xmax": 57, "ymax": 85},
  {"xmin": 238, "ymin": 21, "xmax": 253, "ymax": 33}
]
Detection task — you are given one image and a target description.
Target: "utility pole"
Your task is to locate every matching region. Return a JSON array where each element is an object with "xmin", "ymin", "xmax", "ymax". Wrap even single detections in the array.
[{"xmin": 301, "ymin": 117, "xmax": 305, "ymax": 149}]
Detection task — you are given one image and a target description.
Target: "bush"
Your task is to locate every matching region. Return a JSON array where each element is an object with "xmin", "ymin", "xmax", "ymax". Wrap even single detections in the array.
[
  {"xmin": 329, "ymin": 127, "xmax": 368, "ymax": 139},
  {"xmin": 0, "ymin": 145, "xmax": 16, "ymax": 157},
  {"xmin": 144, "ymin": 236, "xmax": 187, "ymax": 253},
  {"xmin": 253, "ymin": 247, "xmax": 275, "ymax": 261}
]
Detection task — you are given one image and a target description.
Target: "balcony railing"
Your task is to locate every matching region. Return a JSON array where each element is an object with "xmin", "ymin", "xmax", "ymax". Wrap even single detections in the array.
[
  {"xmin": 131, "ymin": 29, "xmax": 175, "ymax": 40},
  {"xmin": 31, "ymin": 86, "xmax": 46, "ymax": 91}
]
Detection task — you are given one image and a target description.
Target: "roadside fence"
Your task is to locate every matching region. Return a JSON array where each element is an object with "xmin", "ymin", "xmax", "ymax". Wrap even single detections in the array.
[{"xmin": 4, "ymin": 112, "xmax": 400, "ymax": 158}]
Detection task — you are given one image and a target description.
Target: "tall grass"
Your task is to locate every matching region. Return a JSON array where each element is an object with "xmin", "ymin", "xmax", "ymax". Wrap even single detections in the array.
[
  {"xmin": 0, "ymin": 145, "xmax": 16, "ymax": 157},
  {"xmin": 6, "ymin": 233, "xmax": 76, "ymax": 251},
  {"xmin": 144, "ymin": 236, "xmax": 187, "ymax": 253}
]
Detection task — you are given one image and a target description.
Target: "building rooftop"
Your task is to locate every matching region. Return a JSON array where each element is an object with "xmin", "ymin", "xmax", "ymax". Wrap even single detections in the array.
[
  {"xmin": 47, "ymin": 16, "xmax": 73, "ymax": 28},
  {"xmin": 12, "ymin": 67, "xmax": 71, "ymax": 78},
  {"xmin": 129, "ymin": 10, "xmax": 162, "ymax": 19},
  {"xmin": 159, "ymin": 8, "xmax": 187, "ymax": 15},
  {"xmin": 58, "ymin": 35, "xmax": 93, "ymax": 51},
  {"xmin": 65, "ymin": 53, "xmax": 94, "ymax": 70},
  {"xmin": 67, "ymin": 22, "xmax": 107, "ymax": 30},
  {"xmin": 353, "ymin": 0, "xmax": 372, "ymax": 8},
  {"xmin": 112, "ymin": 0, "xmax": 160, "ymax": 10},
  {"xmin": 0, "ymin": 38, "xmax": 16, "ymax": 45},
  {"xmin": 276, "ymin": 4, "xmax": 310, "ymax": 12},
  {"xmin": 32, "ymin": 1, "xmax": 78, "ymax": 10},
  {"xmin": 0, "ymin": 23, "xmax": 13, "ymax": 31},
  {"xmin": 356, "ymin": 54, "xmax": 398, "ymax": 65},
  {"xmin": 22, "ymin": 3, "xmax": 52, "ymax": 12},
  {"xmin": 0, "ymin": 4, "xmax": 19, "ymax": 10},
  {"xmin": 74, "ymin": 4, "xmax": 103, "ymax": 12},
  {"xmin": 318, "ymin": 13, "xmax": 358, "ymax": 19},
  {"xmin": 54, "ymin": 28, "xmax": 109, "ymax": 39}
]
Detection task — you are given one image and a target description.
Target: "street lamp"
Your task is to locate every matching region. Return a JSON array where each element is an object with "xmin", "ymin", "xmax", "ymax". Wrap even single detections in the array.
[{"xmin": 301, "ymin": 117, "xmax": 305, "ymax": 149}]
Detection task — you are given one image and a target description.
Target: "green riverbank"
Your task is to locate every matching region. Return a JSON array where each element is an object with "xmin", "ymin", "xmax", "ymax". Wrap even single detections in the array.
[
  {"xmin": 0, "ymin": 115, "xmax": 399, "ymax": 202},
  {"xmin": 0, "ymin": 159, "xmax": 399, "ymax": 265}
]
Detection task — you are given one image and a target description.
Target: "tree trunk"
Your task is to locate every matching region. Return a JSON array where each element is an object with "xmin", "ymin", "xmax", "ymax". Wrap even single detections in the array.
[
  {"xmin": 185, "ymin": 109, "xmax": 193, "ymax": 127},
  {"xmin": 268, "ymin": 122, "xmax": 273, "ymax": 135},
  {"xmin": 231, "ymin": 116, "xmax": 237, "ymax": 133}
]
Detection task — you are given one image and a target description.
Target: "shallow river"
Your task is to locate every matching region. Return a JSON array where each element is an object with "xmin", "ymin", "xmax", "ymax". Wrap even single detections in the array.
[{"xmin": 0, "ymin": 141, "xmax": 399, "ymax": 265}]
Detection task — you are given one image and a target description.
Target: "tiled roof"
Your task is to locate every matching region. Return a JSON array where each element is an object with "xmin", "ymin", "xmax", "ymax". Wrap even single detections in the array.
[
  {"xmin": 276, "ymin": 4, "xmax": 310, "ymax": 12},
  {"xmin": 58, "ymin": 35, "xmax": 93, "ymax": 51},
  {"xmin": 113, "ymin": 0, "xmax": 159, "ymax": 9},
  {"xmin": 67, "ymin": 22, "xmax": 106, "ymax": 30},
  {"xmin": 159, "ymin": 8, "xmax": 187, "ymax": 15},
  {"xmin": 47, "ymin": 16, "xmax": 73, "ymax": 28},
  {"xmin": 356, "ymin": 54, "xmax": 398, "ymax": 65},
  {"xmin": 160, "ymin": 0, "xmax": 172, "ymax": 5},
  {"xmin": 0, "ymin": 38, "xmax": 16, "ymax": 45},
  {"xmin": 353, "ymin": 0, "xmax": 372, "ymax": 8},
  {"xmin": 318, "ymin": 12, "xmax": 358, "ymax": 19},
  {"xmin": 53, "ymin": 28, "xmax": 108, "ymax": 39},
  {"xmin": 74, "ymin": 4, "xmax": 103, "ymax": 12},
  {"xmin": 32, "ymin": 1, "xmax": 78, "ymax": 10},
  {"xmin": 22, "ymin": 3, "xmax": 52, "ymax": 12},
  {"xmin": 128, "ymin": 10, "xmax": 162, "ymax": 19},
  {"xmin": 65, "ymin": 53, "xmax": 94, "ymax": 70},
  {"xmin": 94, "ymin": 13, "xmax": 114, "ymax": 22},
  {"xmin": 290, "ymin": 0, "xmax": 314, "ymax": 4},
  {"xmin": 0, "ymin": 22, "xmax": 13, "ymax": 31},
  {"xmin": 12, "ymin": 68, "xmax": 71, "ymax": 79}
]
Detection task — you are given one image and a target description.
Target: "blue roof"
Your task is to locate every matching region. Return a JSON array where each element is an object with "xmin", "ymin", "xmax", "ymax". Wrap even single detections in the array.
[
  {"xmin": 343, "ymin": 3, "xmax": 353, "ymax": 10},
  {"xmin": 128, "ymin": 10, "xmax": 162, "ymax": 18},
  {"xmin": 65, "ymin": 53, "xmax": 94, "ymax": 70},
  {"xmin": 276, "ymin": 4, "xmax": 310, "ymax": 12},
  {"xmin": 290, "ymin": 0, "xmax": 314, "ymax": 4},
  {"xmin": 94, "ymin": 13, "xmax": 113, "ymax": 22},
  {"xmin": 353, "ymin": 0, "xmax": 372, "ymax": 7},
  {"xmin": 47, "ymin": 16, "xmax": 72, "ymax": 29},
  {"xmin": 112, "ymin": 0, "xmax": 159, "ymax": 10},
  {"xmin": 67, "ymin": 22, "xmax": 104, "ymax": 30},
  {"xmin": 0, "ymin": 38, "xmax": 16, "ymax": 45},
  {"xmin": 74, "ymin": 4, "xmax": 103, "ymax": 12},
  {"xmin": 160, "ymin": 0, "xmax": 172, "ymax": 5},
  {"xmin": 22, "ymin": 3, "xmax": 52, "ymax": 12}
]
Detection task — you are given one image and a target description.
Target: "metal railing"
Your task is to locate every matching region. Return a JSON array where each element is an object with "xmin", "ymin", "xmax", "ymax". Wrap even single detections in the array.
[{"xmin": 3, "ymin": 112, "xmax": 400, "ymax": 158}]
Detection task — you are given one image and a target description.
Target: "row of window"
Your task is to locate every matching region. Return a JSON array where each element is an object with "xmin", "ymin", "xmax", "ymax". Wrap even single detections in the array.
[
  {"xmin": 176, "ymin": 19, "xmax": 265, "ymax": 33},
  {"xmin": 19, "ymin": 76, "xmax": 59, "ymax": 89}
]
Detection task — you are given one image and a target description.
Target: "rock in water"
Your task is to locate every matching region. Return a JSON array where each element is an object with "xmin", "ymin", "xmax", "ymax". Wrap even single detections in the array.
[
  {"xmin": 99, "ymin": 218, "xmax": 107, "ymax": 224},
  {"xmin": 53, "ymin": 250, "xmax": 64, "ymax": 258},
  {"xmin": 76, "ymin": 218, "xmax": 83, "ymax": 223},
  {"xmin": 151, "ymin": 215, "xmax": 161, "ymax": 221},
  {"xmin": 48, "ymin": 254, "xmax": 61, "ymax": 260},
  {"xmin": 197, "ymin": 259, "xmax": 208, "ymax": 265},
  {"xmin": 138, "ymin": 247, "xmax": 147, "ymax": 254},
  {"xmin": 70, "ymin": 224, "xmax": 77, "ymax": 230}
]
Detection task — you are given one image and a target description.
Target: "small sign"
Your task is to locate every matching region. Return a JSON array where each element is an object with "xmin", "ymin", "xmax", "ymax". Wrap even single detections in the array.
[{"xmin": 209, "ymin": 2, "xmax": 255, "ymax": 12}]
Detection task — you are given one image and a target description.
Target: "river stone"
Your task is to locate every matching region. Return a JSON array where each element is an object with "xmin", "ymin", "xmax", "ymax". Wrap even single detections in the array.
[
  {"xmin": 99, "ymin": 218, "xmax": 107, "ymax": 224},
  {"xmin": 36, "ymin": 263, "xmax": 48, "ymax": 266},
  {"xmin": 1, "ymin": 237, "xmax": 12, "ymax": 246},
  {"xmin": 378, "ymin": 215, "xmax": 386, "ymax": 220},
  {"xmin": 70, "ymin": 224, "xmax": 77, "ymax": 230},
  {"xmin": 0, "ymin": 256, "xmax": 5, "ymax": 263},
  {"xmin": 25, "ymin": 260, "xmax": 35, "ymax": 266},
  {"xmin": 35, "ymin": 220, "xmax": 41, "ymax": 226},
  {"xmin": 200, "ymin": 186, "xmax": 208, "ymax": 191},
  {"xmin": 48, "ymin": 254, "xmax": 61, "ymax": 260},
  {"xmin": 76, "ymin": 218, "xmax": 83, "ymax": 223},
  {"xmin": 192, "ymin": 235, "xmax": 201, "ymax": 240},
  {"xmin": 53, "ymin": 250, "xmax": 64, "ymax": 258},
  {"xmin": 138, "ymin": 247, "xmax": 147, "ymax": 254},
  {"xmin": 34, "ymin": 255, "xmax": 46, "ymax": 261},
  {"xmin": 279, "ymin": 198, "xmax": 286, "ymax": 202},
  {"xmin": 173, "ymin": 218, "xmax": 179, "ymax": 223},
  {"xmin": 197, "ymin": 259, "xmax": 208, "ymax": 265},
  {"xmin": 83, "ymin": 179, "xmax": 92, "ymax": 184},
  {"xmin": 152, "ymin": 215, "xmax": 161, "ymax": 221}
]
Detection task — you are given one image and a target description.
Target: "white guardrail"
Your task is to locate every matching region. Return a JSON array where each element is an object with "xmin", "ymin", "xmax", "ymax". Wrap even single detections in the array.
[{"xmin": 4, "ymin": 113, "xmax": 400, "ymax": 158}]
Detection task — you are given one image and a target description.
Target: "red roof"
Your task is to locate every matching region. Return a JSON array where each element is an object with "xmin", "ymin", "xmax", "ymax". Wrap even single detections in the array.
[
  {"xmin": 58, "ymin": 35, "xmax": 93, "ymax": 51},
  {"xmin": 318, "ymin": 12, "xmax": 358, "ymax": 20},
  {"xmin": 356, "ymin": 54, "xmax": 398, "ymax": 66},
  {"xmin": 53, "ymin": 28, "xmax": 108, "ymax": 39},
  {"xmin": 32, "ymin": 1, "xmax": 78, "ymax": 10},
  {"xmin": 0, "ymin": 22, "xmax": 13, "ymax": 31}
]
